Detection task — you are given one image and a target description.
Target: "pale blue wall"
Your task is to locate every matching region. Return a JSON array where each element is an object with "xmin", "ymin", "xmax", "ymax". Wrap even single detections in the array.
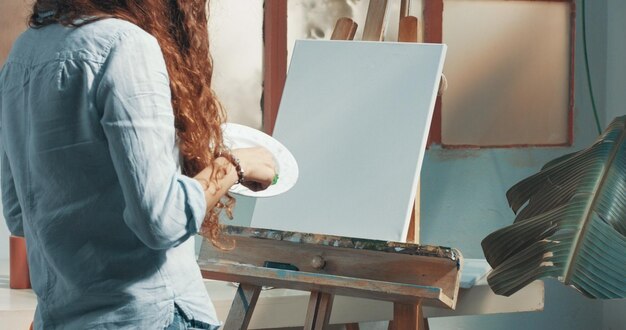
[
  {"xmin": 604, "ymin": 0, "xmax": 626, "ymax": 126},
  {"xmin": 422, "ymin": 1, "xmax": 620, "ymax": 329},
  {"xmin": 602, "ymin": 0, "xmax": 626, "ymax": 329},
  {"xmin": 420, "ymin": 0, "xmax": 605, "ymax": 258}
]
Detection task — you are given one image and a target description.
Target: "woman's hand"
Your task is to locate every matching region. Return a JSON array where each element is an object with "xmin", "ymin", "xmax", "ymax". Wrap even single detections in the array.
[
  {"xmin": 193, "ymin": 146, "xmax": 276, "ymax": 209},
  {"xmin": 231, "ymin": 147, "xmax": 277, "ymax": 192}
]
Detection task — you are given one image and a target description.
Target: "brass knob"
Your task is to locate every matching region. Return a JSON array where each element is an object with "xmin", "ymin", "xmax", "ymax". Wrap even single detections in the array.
[{"xmin": 311, "ymin": 255, "xmax": 326, "ymax": 270}]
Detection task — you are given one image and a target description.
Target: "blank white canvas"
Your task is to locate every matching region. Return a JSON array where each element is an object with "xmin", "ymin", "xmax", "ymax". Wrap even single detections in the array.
[{"xmin": 250, "ymin": 40, "xmax": 446, "ymax": 242}]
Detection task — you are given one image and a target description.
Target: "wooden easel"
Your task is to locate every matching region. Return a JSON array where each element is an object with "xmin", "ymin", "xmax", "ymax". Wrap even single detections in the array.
[
  {"xmin": 331, "ymin": 0, "xmax": 422, "ymax": 242},
  {"xmin": 198, "ymin": 226, "xmax": 461, "ymax": 330},
  {"xmin": 329, "ymin": 2, "xmax": 429, "ymax": 328},
  {"xmin": 198, "ymin": 1, "xmax": 457, "ymax": 329}
]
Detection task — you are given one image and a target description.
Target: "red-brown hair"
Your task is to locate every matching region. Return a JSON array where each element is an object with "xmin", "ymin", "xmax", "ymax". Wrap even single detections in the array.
[{"xmin": 29, "ymin": 0, "xmax": 234, "ymax": 246}]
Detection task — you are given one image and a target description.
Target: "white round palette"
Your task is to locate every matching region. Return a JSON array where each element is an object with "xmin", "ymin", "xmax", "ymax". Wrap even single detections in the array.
[{"xmin": 222, "ymin": 123, "xmax": 299, "ymax": 198}]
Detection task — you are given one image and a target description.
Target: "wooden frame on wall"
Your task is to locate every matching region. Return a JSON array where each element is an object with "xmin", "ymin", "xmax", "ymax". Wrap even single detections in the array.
[
  {"xmin": 263, "ymin": 0, "xmax": 576, "ymax": 148},
  {"xmin": 428, "ymin": 0, "xmax": 576, "ymax": 148}
]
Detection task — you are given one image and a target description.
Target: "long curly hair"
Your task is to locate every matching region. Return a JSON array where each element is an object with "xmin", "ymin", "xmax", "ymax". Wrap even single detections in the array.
[{"xmin": 29, "ymin": 0, "xmax": 235, "ymax": 246}]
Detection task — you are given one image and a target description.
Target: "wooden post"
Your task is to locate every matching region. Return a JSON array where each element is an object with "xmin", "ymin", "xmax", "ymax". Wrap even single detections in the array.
[
  {"xmin": 223, "ymin": 284, "xmax": 262, "ymax": 330},
  {"xmin": 305, "ymin": 291, "xmax": 335, "ymax": 330},
  {"xmin": 263, "ymin": 0, "xmax": 288, "ymax": 135},
  {"xmin": 398, "ymin": 16, "xmax": 419, "ymax": 43},
  {"xmin": 389, "ymin": 302, "xmax": 429, "ymax": 330},
  {"xmin": 399, "ymin": 6, "xmax": 425, "ymax": 328},
  {"xmin": 406, "ymin": 181, "xmax": 420, "ymax": 243},
  {"xmin": 362, "ymin": 0, "xmax": 389, "ymax": 41},
  {"xmin": 400, "ymin": 0, "xmax": 410, "ymax": 19},
  {"xmin": 424, "ymin": 0, "xmax": 444, "ymax": 146}
]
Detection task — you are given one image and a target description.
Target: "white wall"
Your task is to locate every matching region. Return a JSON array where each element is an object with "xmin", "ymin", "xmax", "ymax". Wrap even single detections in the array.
[{"xmin": 208, "ymin": 0, "xmax": 264, "ymax": 129}]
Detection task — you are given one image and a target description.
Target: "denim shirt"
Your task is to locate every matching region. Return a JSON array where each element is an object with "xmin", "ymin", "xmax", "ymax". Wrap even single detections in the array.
[{"xmin": 0, "ymin": 18, "xmax": 219, "ymax": 329}]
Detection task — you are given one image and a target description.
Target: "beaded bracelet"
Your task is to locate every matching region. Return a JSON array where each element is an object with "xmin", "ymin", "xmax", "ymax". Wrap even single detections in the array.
[{"xmin": 220, "ymin": 151, "xmax": 245, "ymax": 184}]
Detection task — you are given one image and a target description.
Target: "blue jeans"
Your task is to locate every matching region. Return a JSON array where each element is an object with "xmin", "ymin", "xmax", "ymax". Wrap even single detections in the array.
[{"xmin": 164, "ymin": 305, "xmax": 220, "ymax": 330}]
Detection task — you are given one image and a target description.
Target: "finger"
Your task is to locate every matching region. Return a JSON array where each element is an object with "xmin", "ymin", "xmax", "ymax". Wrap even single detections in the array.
[
  {"xmin": 271, "ymin": 173, "xmax": 279, "ymax": 185},
  {"xmin": 243, "ymin": 181, "xmax": 271, "ymax": 192}
]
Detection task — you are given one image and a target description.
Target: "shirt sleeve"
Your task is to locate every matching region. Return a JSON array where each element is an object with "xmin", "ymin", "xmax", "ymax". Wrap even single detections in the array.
[
  {"xmin": 1, "ymin": 146, "xmax": 24, "ymax": 237},
  {"xmin": 96, "ymin": 30, "xmax": 207, "ymax": 250}
]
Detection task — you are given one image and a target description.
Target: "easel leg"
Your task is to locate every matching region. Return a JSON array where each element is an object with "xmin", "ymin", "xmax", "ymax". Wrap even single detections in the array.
[
  {"xmin": 223, "ymin": 283, "xmax": 262, "ymax": 330},
  {"xmin": 304, "ymin": 291, "xmax": 334, "ymax": 330},
  {"xmin": 388, "ymin": 302, "xmax": 429, "ymax": 330}
]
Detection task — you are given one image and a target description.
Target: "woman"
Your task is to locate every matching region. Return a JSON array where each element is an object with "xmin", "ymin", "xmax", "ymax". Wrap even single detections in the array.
[{"xmin": 0, "ymin": 0, "xmax": 276, "ymax": 328}]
